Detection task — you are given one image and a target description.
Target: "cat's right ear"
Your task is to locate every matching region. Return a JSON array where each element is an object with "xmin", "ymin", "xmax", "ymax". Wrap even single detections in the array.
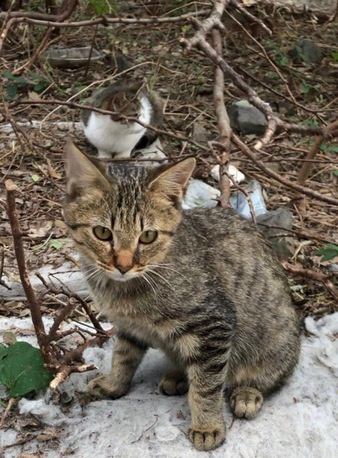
[
  {"xmin": 148, "ymin": 157, "xmax": 196, "ymax": 202},
  {"xmin": 64, "ymin": 140, "xmax": 109, "ymax": 199}
]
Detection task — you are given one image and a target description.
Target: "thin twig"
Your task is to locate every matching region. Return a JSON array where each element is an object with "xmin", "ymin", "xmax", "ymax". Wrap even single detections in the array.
[
  {"xmin": 232, "ymin": 134, "xmax": 338, "ymax": 206},
  {"xmin": 0, "ymin": 398, "xmax": 16, "ymax": 429},
  {"xmin": 282, "ymin": 261, "xmax": 338, "ymax": 303},
  {"xmin": 5, "ymin": 180, "xmax": 50, "ymax": 359},
  {"xmin": 212, "ymin": 28, "xmax": 231, "ymax": 207}
]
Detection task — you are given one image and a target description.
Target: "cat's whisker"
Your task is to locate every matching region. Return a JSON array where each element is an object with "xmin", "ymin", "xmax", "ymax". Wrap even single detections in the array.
[
  {"xmin": 148, "ymin": 264, "xmax": 188, "ymax": 282},
  {"xmin": 84, "ymin": 266, "xmax": 102, "ymax": 282},
  {"xmin": 141, "ymin": 272, "xmax": 158, "ymax": 296},
  {"xmin": 146, "ymin": 268, "xmax": 174, "ymax": 290}
]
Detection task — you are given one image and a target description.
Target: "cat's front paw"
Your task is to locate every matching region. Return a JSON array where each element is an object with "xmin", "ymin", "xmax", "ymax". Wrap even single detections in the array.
[
  {"xmin": 87, "ymin": 375, "xmax": 129, "ymax": 400},
  {"xmin": 188, "ymin": 424, "xmax": 225, "ymax": 451}
]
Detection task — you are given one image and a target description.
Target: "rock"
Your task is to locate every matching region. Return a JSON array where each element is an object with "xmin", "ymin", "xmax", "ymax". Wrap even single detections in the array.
[
  {"xmin": 291, "ymin": 38, "xmax": 322, "ymax": 64},
  {"xmin": 228, "ymin": 100, "xmax": 267, "ymax": 136},
  {"xmin": 261, "ymin": 0, "xmax": 336, "ymax": 16},
  {"xmin": 192, "ymin": 121, "xmax": 210, "ymax": 143},
  {"xmin": 257, "ymin": 207, "xmax": 294, "ymax": 259}
]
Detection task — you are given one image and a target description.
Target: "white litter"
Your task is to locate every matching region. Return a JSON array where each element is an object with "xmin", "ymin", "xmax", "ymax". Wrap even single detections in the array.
[
  {"xmin": 230, "ymin": 179, "xmax": 267, "ymax": 219},
  {"xmin": 182, "ymin": 179, "xmax": 220, "ymax": 210},
  {"xmin": 211, "ymin": 164, "xmax": 245, "ymax": 185}
]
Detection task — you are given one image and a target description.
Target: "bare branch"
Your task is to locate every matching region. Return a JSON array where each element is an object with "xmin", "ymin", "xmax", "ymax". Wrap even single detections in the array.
[
  {"xmin": 183, "ymin": 0, "xmax": 229, "ymax": 50},
  {"xmin": 211, "ymin": 29, "xmax": 231, "ymax": 207},
  {"xmin": 5, "ymin": 180, "xmax": 50, "ymax": 360},
  {"xmin": 232, "ymin": 134, "xmax": 338, "ymax": 206},
  {"xmin": 282, "ymin": 262, "xmax": 338, "ymax": 303}
]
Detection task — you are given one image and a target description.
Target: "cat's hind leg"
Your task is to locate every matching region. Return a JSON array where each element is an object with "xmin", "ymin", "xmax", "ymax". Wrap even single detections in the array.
[
  {"xmin": 229, "ymin": 386, "xmax": 263, "ymax": 419},
  {"xmin": 227, "ymin": 363, "xmax": 287, "ymax": 419},
  {"xmin": 159, "ymin": 367, "xmax": 188, "ymax": 396},
  {"xmin": 87, "ymin": 332, "xmax": 147, "ymax": 399}
]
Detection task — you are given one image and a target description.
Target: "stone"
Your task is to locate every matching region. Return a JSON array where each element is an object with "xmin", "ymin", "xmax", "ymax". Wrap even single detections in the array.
[
  {"xmin": 257, "ymin": 207, "xmax": 294, "ymax": 259},
  {"xmin": 291, "ymin": 38, "xmax": 322, "ymax": 64},
  {"xmin": 228, "ymin": 100, "xmax": 267, "ymax": 136},
  {"xmin": 261, "ymin": 0, "xmax": 336, "ymax": 16}
]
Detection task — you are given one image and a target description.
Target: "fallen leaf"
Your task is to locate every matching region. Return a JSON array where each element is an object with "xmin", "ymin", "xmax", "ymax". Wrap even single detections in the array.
[
  {"xmin": 28, "ymin": 91, "xmax": 41, "ymax": 102},
  {"xmin": 49, "ymin": 239, "xmax": 63, "ymax": 250},
  {"xmin": 28, "ymin": 221, "xmax": 53, "ymax": 239},
  {"xmin": 31, "ymin": 174, "xmax": 41, "ymax": 183},
  {"xmin": 3, "ymin": 331, "xmax": 16, "ymax": 345},
  {"xmin": 47, "ymin": 159, "xmax": 62, "ymax": 180}
]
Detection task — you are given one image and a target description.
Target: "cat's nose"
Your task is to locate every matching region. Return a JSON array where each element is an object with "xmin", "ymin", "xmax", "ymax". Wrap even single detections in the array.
[
  {"xmin": 115, "ymin": 250, "xmax": 133, "ymax": 274},
  {"xmin": 116, "ymin": 263, "xmax": 132, "ymax": 274}
]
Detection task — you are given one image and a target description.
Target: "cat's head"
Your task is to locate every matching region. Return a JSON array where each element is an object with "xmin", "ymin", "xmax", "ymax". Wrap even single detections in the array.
[{"xmin": 63, "ymin": 141, "xmax": 195, "ymax": 283}]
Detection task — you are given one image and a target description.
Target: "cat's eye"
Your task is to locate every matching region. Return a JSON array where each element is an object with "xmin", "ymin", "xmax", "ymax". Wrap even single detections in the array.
[
  {"xmin": 139, "ymin": 230, "xmax": 158, "ymax": 244},
  {"xmin": 93, "ymin": 226, "xmax": 112, "ymax": 241}
]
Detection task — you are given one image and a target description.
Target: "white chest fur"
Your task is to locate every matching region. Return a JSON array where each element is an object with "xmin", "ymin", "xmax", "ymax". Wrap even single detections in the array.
[{"xmin": 83, "ymin": 95, "xmax": 153, "ymax": 158}]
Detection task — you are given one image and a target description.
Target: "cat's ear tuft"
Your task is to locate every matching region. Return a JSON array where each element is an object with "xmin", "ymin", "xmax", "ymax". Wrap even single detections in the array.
[
  {"xmin": 64, "ymin": 140, "xmax": 109, "ymax": 199},
  {"xmin": 148, "ymin": 157, "xmax": 196, "ymax": 202}
]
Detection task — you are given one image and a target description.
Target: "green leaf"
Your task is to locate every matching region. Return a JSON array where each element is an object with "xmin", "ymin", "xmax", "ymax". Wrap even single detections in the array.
[
  {"xmin": 333, "ymin": 170, "xmax": 338, "ymax": 176},
  {"xmin": 49, "ymin": 239, "xmax": 63, "ymax": 250},
  {"xmin": 88, "ymin": 0, "xmax": 117, "ymax": 15},
  {"xmin": 5, "ymin": 84, "xmax": 18, "ymax": 101},
  {"xmin": 0, "ymin": 344, "xmax": 7, "ymax": 360},
  {"xmin": 320, "ymin": 144, "xmax": 338, "ymax": 154},
  {"xmin": 303, "ymin": 119, "xmax": 319, "ymax": 128},
  {"xmin": 316, "ymin": 244, "xmax": 338, "ymax": 262},
  {"xmin": 276, "ymin": 54, "xmax": 288, "ymax": 66},
  {"xmin": 331, "ymin": 50, "xmax": 338, "ymax": 62},
  {"xmin": 0, "ymin": 342, "xmax": 52, "ymax": 397},
  {"xmin": 31, "ymin": 174, "xmax": 41, "ymax": 183}
]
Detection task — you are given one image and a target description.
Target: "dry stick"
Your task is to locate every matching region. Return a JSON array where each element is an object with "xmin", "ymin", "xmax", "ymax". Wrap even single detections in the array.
[
  {"xmin": 282, "ymin": 261, "xmax": 338, "ymax": 303},
  {"xmin": 185, "ymin": 0, "xmax": 230, "ymax": 51},
  {"xmin": 49, "ymin": 363, "xmax": 95, "ymax": 390},
  {"xmin": 182, "ymin": 30, "xmax": 334, "ymax": 143},
  {"xmin": 225, "ymin": 9, "xmax": 302, "ymax": 112},
  {"xmin": 231, "ymin": 0, "xmax": 272, "ymax": 35},
  {"xmin": 0, "ymin": 398, "xmax": 16, "ymax": 429},
  {"xmin": 84, "ymin": 23, "xmax": 98, "ymax": 78},
  {"xmin": 4, "ymin": 181, "xmax": 110, "ymax": 388},
  {"xmin": 0, "ymin": 0, "xmax": 78, "ymax": 52},
  {"xmin": 231, "ymin": 134, "xmax": 338, "ymax": 206},
  {"xmin": 0, "ymin": 0, "xmax": 78, "ymax": 20},
  {"xmin": 36, "ymin": 272, "xmax": 106, "ymax": 339},
  {"xmin": 11, "ymin": 99, "xmax": 209, "ymax": 151},
  {"xmin": 298, "ymin": 120, "xmax": 338, "ymax": 186},
  {"xmin": 0, "ymin": 9, "xmax": 208, "ymax": 29},
  {"xmin": 4, "ymin": 180, "xmax": 50, "ymax": 360},
  {"xmin": 212, "ymin": 28, "xmax": 231, "ymax": 207},
  {"xmin": 12, "ymin": 26, "xmax": 56, "ymax": 75}
]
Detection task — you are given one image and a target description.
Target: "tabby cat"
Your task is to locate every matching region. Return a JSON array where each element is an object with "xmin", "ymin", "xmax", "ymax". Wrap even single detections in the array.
[{"xmin": 63, "ymin": 141, "xmax": 300, "ymax": 451}]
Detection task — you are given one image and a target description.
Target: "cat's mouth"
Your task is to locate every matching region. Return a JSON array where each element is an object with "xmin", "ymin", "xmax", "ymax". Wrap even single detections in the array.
[{"xmin": 96, "ymin": 261, "xmax": 144, "ymax": 282}]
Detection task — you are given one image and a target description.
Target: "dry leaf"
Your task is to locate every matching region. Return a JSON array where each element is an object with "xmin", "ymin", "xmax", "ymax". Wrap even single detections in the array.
[
  {"xmin": 47, "ymin": 158, "xmax": 62, "ymax": 180},
  {"xmin": 241, "ymin": 0, "xmax": 257, "ymax": 5},
  {"xmin": 28, "ymin": 221, "xmax": 53, "ymax": 239},
  {"xmin": 28, "ymin": 91, "xmax": 41, "ymax": 102}
]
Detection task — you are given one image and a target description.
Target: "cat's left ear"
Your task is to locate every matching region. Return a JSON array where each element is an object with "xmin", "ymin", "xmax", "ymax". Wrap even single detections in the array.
[
  {"xmin": 64, "ymin": 140, "xmax": 110, "ymax": 199},
  {"xmin": 148, "ymin": 157, "xmax": 196, "ymax": 201}
]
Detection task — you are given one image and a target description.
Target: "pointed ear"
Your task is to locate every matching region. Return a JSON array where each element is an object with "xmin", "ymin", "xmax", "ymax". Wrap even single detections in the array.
[
  {"xmin": 64, "ymin": 140, "xmax": 110, "ymax": 199},
  {"xmin": 148, "ymin": 157, "xmax": 196, "ymax": 201}
]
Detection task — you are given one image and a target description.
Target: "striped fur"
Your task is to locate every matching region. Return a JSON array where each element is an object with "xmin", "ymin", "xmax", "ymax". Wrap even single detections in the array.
[{"xmin": 64, "ymin": 143, "xmax": 300, "ymax": 451}]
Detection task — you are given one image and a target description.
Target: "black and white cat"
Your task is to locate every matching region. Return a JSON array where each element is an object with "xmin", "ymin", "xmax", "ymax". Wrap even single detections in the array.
[{"xmin": 81, "ymin": 82, "xmax": 165, "ymax": 162}]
